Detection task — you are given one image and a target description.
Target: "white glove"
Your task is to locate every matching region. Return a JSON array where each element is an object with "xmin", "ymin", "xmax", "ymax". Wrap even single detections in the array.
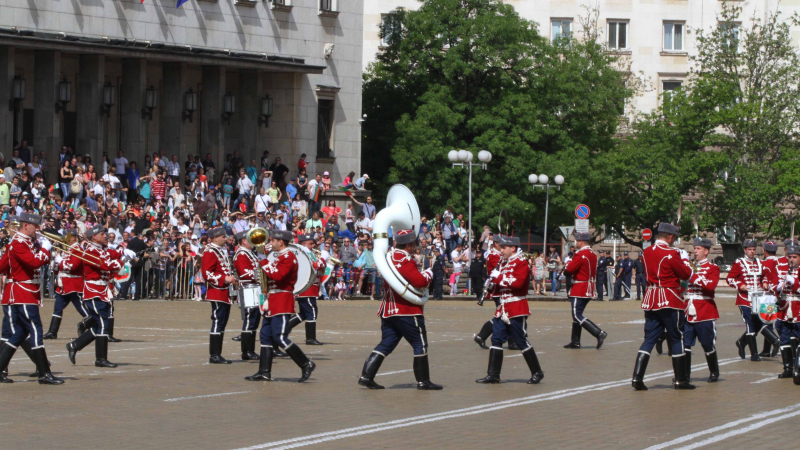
[
  {"xmin": 678, "ymin": 249, "xmax": 690, "ymax": 261},
  {"xmin": 108, "ymin": 243, "xmax": 118, "ymax": 249},
  {"xmin": 490, "ymin": 270, "xmax": 501, "ymax": 279},
  {"xmin": 54, "ymin": 254, "xmax": 63, "ymax": 265},
  {"xmin": 39, "ymin": 237, "xmax": 52, "ymax": 252},
  {"xmin": 422, "ymin": 268, "xmax": 433, "ymax": 279},
  {"xmin": 124, "ymin": 249, "xmax": 137, "ymax": 260},
  {"xmin": 786, "ymin": 275, "xmax": 796, "ymax": 287}
]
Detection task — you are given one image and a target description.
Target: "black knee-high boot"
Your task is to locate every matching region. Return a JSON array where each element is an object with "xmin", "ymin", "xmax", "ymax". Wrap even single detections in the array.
[
  {"xmin": 747, "ymin": 334, "xmax": 761, "ymax": 361},
  {"xmin": 706, "ymin": 349, "xmax": 720, "ymax": 382},
  {"xmin": 358, "ymin": 352, "xmax": 385, "ymax": 389},
  {"xmin": 760, "ymin": 327, "xmax": 780, "ymax": 357},
  {"xmin": 66, "ymin": 330, "xmax": 96, "ymax": 364},
  {"xmin": 564, "ymin": 323, "xmax": 582, "ymax": 349},
  {"xmin": 285, "ymin": 344, "xmax": 316, "ymax": 383},
  {"xmin": 476, "ymin": 348, "xmax": 503, "ymax": 383},
  {"xmin": 778, "ymin": 346, "xmax": 793, "ymax": 378},
  {"xmin": 581, "ymin": 319, "xmax": 608, "ymax": 349},
  {"xmin": 287, "ymin": 315, "xmax": 302, "ymax": 330},
  {"xmin": 474, "ymin": 320, "xmax": 493, "ymax": 349},
  {"xmin": 32, "ymin": 347, "xmax": 63, "ymax": 385},
  {"xmin": 77, "ymin": 316, "xmax": 96, "ymax": 337},
  {"xmin": 107, "ymin": 318, "xmax": 121, "ymax": 343},
  {"xmin": 208, "ymin": 334, "xmax": 232, "ymax": 364},
  {"xmin": 305, "ymin": 322, "xmax": 322, "ymax": 345},
  {"xmin": 673, "ymin": 354, "xmax": 696, "ymax": 390},
  {"xmin": 632, "ymin": 352, "xmax": 650, "ymax": 391},
  {"xmin": 245, "ymin": 347, "xmax": 273, "ymax": 381},
  {"xmin": 94, "ymin": 336, "xmax": 117, "ymax": 368},
  {"xmin": 413, "ymin": 355, "xmax": 442, "ymax": 390},
  {"xmin": 43, "ymin": 316, "xmax": 61, "ymax": 340},
  {"xmin": 522, "ymin": 347, "xmax": 544, "ymax": 384},
  {"xmin": 0, "ymin": 343, "xmax": 18, "ymax": 383},
  {"xmin": 735, "ymin": 332, "xmax": 747, "ymax": 359},
  {"xmin": 241, "ymin": 333, "xmax": 260, "ymax": 360},
  {"xmin": 19, "ymin": 340, "xmax": 40, "ymax": 377}
]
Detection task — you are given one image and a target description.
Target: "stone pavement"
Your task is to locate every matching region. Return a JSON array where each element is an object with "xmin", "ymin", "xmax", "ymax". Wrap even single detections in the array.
[{"xmin": 1, "ymin": 299, "xmax": 798, "ymax": 450}]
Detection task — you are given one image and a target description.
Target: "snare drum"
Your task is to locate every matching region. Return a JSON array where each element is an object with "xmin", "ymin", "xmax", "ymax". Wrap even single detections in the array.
[
  {"xmin": 238, "ymin": 284, "xmax": 263, "ymax": 309},
  {"xmin": 750, "ymin": 291, "xmax": 778, "ymax": 324}
]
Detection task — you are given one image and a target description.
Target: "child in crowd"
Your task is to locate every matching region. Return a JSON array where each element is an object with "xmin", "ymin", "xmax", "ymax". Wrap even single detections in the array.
[
  {"xmin": 334, "ymin": 278, "xmax": 347, "ymax": 301},
  {"xmin": 222, "ymin": 177, "xmax": 233, "ymax": 209}
]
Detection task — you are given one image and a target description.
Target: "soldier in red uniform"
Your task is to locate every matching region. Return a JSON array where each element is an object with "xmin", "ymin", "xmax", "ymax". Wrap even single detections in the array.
[
  {"xmin": 759, "ymin": 240, "xmax": 786, "ymax": 358},
  {"xmin": 476, "ymin": 235, "xmax": 543, "ymax": 385},
  {"xmin": 294, "ymin": 234, "xmax": 327, "ymax": 346},
  {"xmin": 563, "ymin": 232, "xmax": 608, "ymax": 349},
  {"xmin": 232, "ymin": 231, "xmax": 262, "ymax": 361},
  {"xmin": 631, "ymin": 222, "xmax": 694, "ymax": 391},
  {"xmin": 473, "ymin": 239, "xmax": 502, "ymax": 349},
  {"xmin": 43, "ymin": 234, "xmax": 90, "ymax": 340},
  {"xmin": 727, "ymin": 239, "xmax": 779, "ymax": 361},
  {"xmin": 358, "ymin": 229, "xmax": 440, "ymax": 390},
  {"xmin": 246, "ymin": 230, "xmax": 316, "ymax": 383},
  {"xmin": 0, "ymin": 212, "xmax": 63, "ymax": 384},
  {"xmin": 771, "ymin": 245, "xmax": 800, "ymax": 380},
  {"xmin": 202, "ymin": 227, "xmax": 237, "ymax": 364},
  {"xmin": 65, "ymin": 225, "xmax": 133, "ymax": 369},
  {"xmin": 683, "ymin": 238, "xmax": 721, "ymax": 383}
]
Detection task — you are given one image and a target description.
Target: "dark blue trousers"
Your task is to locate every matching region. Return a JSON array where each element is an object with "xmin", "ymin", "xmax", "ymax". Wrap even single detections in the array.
[
  {"xmin": 684, "ymin": 320, "xmax": 716, "ymax": 353},
  {"xmin": 374, "ymin": 316, "xmax": 428, "ymax": 356},
  {"xmin": 490, "ymin": 316, "xmax": 530, "ymax": 350},
  {"xmin": 635, "ymin": 274, "xmax": 646, "ymax": 299},
  {"xmin": 596, "ymin": 275, "xmax": 607, "ymax": 301},
  {"xmin": 53, "ymin": 292, "xmax": 89, "ymax": 319},
  {"xmin": 85, "ymin": 299, "xmax": 111, "ymax": 336},
  {"xmin": 210, "ymin": 302, "xmax": 231, "ymax": 335},
  {"xmin": 260, "ymin": 314, "xmax": 295, "ymax": 350},
  {"xmin": 570, "ymin": 298, "xmax": 590, "ymax": 324},
  {"xmin": 7, "ymin": 304, "xmax": 44, "ymax": 348},
  {"xmin": 241, "ymin": 306, "xmax": 260, "ymax": 332},
  {"xmin": 639, "ymin": 309, "xmax": 686, "ymax": 356},
  {"xmin": 777, "ymin": 320, "xmax": 800, "ymax": 347},
  {"xmin": 738, "ymin": 306, "xmax": 765, "ymax": 335},
  {"xmin": 297, "ymin": 297, "xmax": 319, "ymax": 322}
]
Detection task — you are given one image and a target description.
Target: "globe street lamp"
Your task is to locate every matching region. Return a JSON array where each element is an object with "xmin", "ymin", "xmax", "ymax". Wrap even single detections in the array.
[
  {"xmin": 528, "ymin": 173, "xmax": 565, "ymax": 254},
  {"xmin": 448, "ymin": 149, "xmax": 492, "ymax": 259}
]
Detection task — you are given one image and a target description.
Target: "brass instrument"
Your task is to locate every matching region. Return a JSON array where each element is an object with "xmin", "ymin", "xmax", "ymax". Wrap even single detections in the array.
[
  {"xmin": 478, "ymin": 258, "xmax": 508, "ymax": 306},
  {"xmin": 245, "ymin": 227, "xmax": 270, "ymax": 296},
  {"xmin": 314, "ymin": 249, "xmax": 341, "ymax": 265},
  {"xmin": 37, "ymin": 231, "xmax": 103, "ymax": 266}
]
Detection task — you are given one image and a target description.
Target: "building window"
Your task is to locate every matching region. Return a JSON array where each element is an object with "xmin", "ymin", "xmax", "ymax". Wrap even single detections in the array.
[
  {"xmin": 319, "ymin": 0, "xmax": 336, "ymax": 12},
  {"xmin": 380, "ymin": 14, "xmax": 401, "ymax": 46},
  {"xmin": 607, "ymin": 21, "xmax": 629, "ymax": 50},
  {"xmin": 663, "ymin": 22, "xmax": 684, "ymax": 51},
  {"xmin": 317, "ymin": 99, "xmax": 334, "ymax": 158},
  {"xmin": 662, "ymin": 80, "xmax": 682, "ymax": 101},
  {"xmin": 551, "ymin": 19, "xmax": 572, "ymax": 41},
  {"xmin": 720, "ymin": 22, "xmax": 740, "ymax": 49}
]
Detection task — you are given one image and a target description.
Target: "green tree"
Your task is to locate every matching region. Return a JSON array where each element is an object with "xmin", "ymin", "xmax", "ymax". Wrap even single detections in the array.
[{"xmin": 362, "ymin": 0, "xmax": 635, "ymax": 241}]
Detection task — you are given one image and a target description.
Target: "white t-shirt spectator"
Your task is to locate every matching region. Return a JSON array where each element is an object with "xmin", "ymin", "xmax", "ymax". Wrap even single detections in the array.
[
  {"xmin": 254, "ymin": 193, "xmax": 271, "ymax": 213},
  {"xmin": 101, "ymin": 173, "xmax": 121, "ymax": 190},
  {"xmin": 356, "ymin": 217, "xmax": 373, "ymax": 232},
  {"xmin": 236, "ymin": 177, "xmax": 254, "ymax": 195},
  {"xmin": 451, "ymin": 250, "xmax": 464, "ymax": 273},
  {"xmin": 165, "ymin": 160, "xmax": 180, "ymax": 177},
  {"xmin": 114, "ymin": 157, "xmax": 128, "ymax": 175},
  {"xmin": 177, "ymin": 224, "xmax": 190, "ymax": 234},
  {"xmin": 307, "ymin": 179, "xmax": 318, "ymax": 197}
]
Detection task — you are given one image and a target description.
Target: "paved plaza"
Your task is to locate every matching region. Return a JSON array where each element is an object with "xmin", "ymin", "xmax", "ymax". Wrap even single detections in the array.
[{"xmin": 2, "ymin": 298, "xmax": 798, "ymax": 450}]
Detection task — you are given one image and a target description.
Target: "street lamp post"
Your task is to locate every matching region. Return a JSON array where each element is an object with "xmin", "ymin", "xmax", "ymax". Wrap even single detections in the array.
[
  {"xmin": 448, "ymin": 149, "xmax": 492, "ymax": 261},
  {"xmin": 528, "ymin": 173, "xmax": 565, "ymax": 254}
]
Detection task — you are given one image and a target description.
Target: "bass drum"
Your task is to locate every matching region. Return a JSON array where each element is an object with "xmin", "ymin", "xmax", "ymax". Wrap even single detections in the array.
[{"xmin": 267, "ymin": 243, "xmax": 316, "ymax": 295}]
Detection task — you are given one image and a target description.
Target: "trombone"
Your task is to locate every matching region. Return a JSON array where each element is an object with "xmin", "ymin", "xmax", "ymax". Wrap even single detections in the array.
[
  {"xmin": 37, "ymin": 231, "xmax": 103, "ymax": 266},
  {"xmin": 314, "ymin": 249, "xmax": 341, "ymax": 265},
  {"xmin": 245, "ymin": 227, "xmax": 270, "ymax": 296}
]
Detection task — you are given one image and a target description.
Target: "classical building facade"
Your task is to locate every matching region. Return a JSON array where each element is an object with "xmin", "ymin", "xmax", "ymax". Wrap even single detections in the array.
[
  {"xmin": 364, "ymin": 0, "xmax": 800, "ymax": 117},
  {"xmin": 0, "ymin": 0, "xmax": 363, "ymax": 184}
]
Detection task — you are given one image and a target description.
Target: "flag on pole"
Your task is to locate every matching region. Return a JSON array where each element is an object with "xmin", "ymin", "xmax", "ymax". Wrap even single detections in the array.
[{"xmin": 177, "ymin": 0, "xmax": 189, "ymax": 7}]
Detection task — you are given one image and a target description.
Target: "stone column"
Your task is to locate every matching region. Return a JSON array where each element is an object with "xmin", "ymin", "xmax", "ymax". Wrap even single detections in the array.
[
  {"xmin": 34, "ymin": 50, "xmax": 61, "ymax": 182},
  {"xmin": 160, "ymin": 62, "xmax": 187, "ymax": 166},
  {"xmin": 239, "ymin": 70, "xmax": 261, "ymax": 165},
  {"xmin": 120, "ymin": 58, "xmax": 147, "ymax": 166},
  {"xmin": 76, "ymin": 55, "xmax": 105, "ymax": 166},
  {"xmin": 0, "ymin": 47, "xmax": 13, "ymax": 155},
  {"xmin": 201, "ymin": 65, "xmax": 225, "ymax": 170}
]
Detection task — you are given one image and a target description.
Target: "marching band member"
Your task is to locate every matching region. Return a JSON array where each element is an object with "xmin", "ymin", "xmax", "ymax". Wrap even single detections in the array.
[
  {"xmin": 0, "ymin": 232, "xmax": 39, "ymax": 380},
  {"xmin": 631, "ymin": 223, "xmax": 694, "ymax": 391},
  {"xmin": 771, "ymin": 244, "xmax": 800, "ymax": 380},
  {"xmin": 476, "ymin": 236, "xmax": 543, "ymax": 385},
  {"xmin": 358, "ymin": 229, "xmax": 440, "ymax": 390},
  {"xmin": 43, "ymin": 233, "xmax": 90, "ymax": 340},
  {"xmin": 66, "ymin": 225, "xmax": 133, "ymax": 368},
  {"xmin": 727, "ymin": 239, "xmax": 778, "ymax": 361},
  {"xmin": 563, "ymin": 232, "xmax": 608, "ymax": 349},
  {"xmin": 295, "ymin": 234, "xmax": 327, "ymax": 346},
  {"xmin": 246, "ymin": 230, "xmax": 316, "ymax": 383},
  {"xmin": 473, "ymin": 238, "xmax": 501, "ymax": 349},
  {"xmin": 233, "ymin": 231, "xmax": 262, "ymax": 361},
  {"xmin": 759, "ymin": 240, "xmax": 786, "ymax": 358},
  {"xmin": 202, "ymin": 227, "xmax": 237, "ymax": 364},
  {"xmin": 0, "ymin": 212, "xmax": 62, "ymax": 384},
  {"xmin": 683, "ymin": 238, "xmax": 721, "ymax": 383}
]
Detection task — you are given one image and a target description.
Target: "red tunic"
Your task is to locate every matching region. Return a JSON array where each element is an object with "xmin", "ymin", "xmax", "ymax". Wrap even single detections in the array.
[
  {"xmin": 202, "ymin": 244, "xmax": 233, "ymax": 304},
  {"xmin": 260, "ymin": 249, "xmax": 298, "ymax": 316},
  {"xmin": 762, "ymin": 256, "xmax": 788, "ymax": 295},
  {"xmin": 57, "ymin": 243, "xmax": 85, "ymax": 295},
  {"xmin": 378, "ymin": 249, "xmax": 433, "ymax": 318},
  {"xmin": 685, "ymin": 259, "xmax": 720, "ymax": 323},
  {"xmin": 233, "ymin": 248, "xmax": 260, "ymax": 284},
  {"xmin": 641, "ymin": 240, "xmax": 693, "ymax": 311},
  {"xmin": 565, "ymin": 246, "xmax": 597, "ymax": 298},
  {"xmin": 494, "ymin": 253, "xmax": 531, "ymax": 319},
  {"xmin": 7, "ymin": 233, "xmax": 50, "ymax": 306},
  {"xmin": 776, "ymin": 265, "xmax": 800, "ymax": 323},
  {"xmin": 82, "ymin": 242, "xmax": 123, "ymax": 302},
  {"xmin": 485, "ymin": 249, "xmax": 501, "ymax": 298},
  {"xmin": 299, "ymin": 253, "xmax": 326, "ymax": 298},
  {"xmin": 726, "ymin": 257, "xmax": 764, "ymax": 307},
  {"xmin": 0, "ymin": 250, "xmax": 10, "ymax": 305}
]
